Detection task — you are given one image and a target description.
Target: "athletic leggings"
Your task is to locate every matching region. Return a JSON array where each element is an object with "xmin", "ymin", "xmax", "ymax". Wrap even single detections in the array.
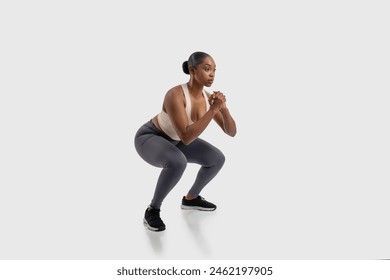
[{"xmin": 134, "ymin": 120, "xmax": 225, "ymax": 209}]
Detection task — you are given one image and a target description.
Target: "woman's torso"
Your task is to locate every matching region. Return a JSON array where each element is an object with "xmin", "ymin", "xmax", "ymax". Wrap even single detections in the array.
[{"xmin": 152, "ymin": 83, "xmax": 210, "ymax": 140}]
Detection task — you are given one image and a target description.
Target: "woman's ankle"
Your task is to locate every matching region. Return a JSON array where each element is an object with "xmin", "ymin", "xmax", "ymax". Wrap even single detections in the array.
[{"xmin": 185, "ymin": 194, "xmax": 197, "ymax": 200}]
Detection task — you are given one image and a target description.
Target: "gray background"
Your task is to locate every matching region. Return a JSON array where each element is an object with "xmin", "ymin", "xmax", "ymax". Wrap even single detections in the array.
[{"xmin": 1, "ymin": 0, "xmax": 389, "ymax": 259}]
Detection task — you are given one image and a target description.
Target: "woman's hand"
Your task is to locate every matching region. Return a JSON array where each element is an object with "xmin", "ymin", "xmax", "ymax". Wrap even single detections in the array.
[
  {"xmin": 209, "ymin": 91, "xmax": 226, "ymax": 112},
  {"xmin": 209, "ymin": 90, "xmax": 236, "ymax": 137}
]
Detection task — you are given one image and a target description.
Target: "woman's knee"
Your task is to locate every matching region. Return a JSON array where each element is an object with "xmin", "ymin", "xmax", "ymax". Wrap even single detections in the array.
[
  {"xmin": 215, "ymin": 150, "xmax": 226, "ymax": 168},
  {"xmin": 164, "ymin": 153, "xmax": 187, "ymax": 171},
  {"xmin": 207, "ymin": 148, "xmax": 225, "ymax": 169}
]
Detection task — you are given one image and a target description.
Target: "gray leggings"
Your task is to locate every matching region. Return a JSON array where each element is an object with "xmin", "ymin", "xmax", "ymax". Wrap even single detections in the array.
[{"xmin": 134, "ymin": 120, "xmax": 225, "ymax": 209}]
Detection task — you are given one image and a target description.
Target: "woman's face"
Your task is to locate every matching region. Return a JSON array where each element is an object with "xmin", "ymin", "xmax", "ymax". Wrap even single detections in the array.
[{"xmin": 191, "ymin": 56, "xmax": 216, "ymax": 87}]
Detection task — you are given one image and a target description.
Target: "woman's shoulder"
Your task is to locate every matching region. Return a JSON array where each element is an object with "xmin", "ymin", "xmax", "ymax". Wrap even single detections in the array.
[
  {"xmin": 163, "ymin": 84, "xmax": 185, "ymax": 104},
  {"xmin": 165, "ymin": 84, "xmax": 185, "ymax": 98},
  {"xmin": 168, "ymin": 84, "xmax": 184, "ymax": 93}
]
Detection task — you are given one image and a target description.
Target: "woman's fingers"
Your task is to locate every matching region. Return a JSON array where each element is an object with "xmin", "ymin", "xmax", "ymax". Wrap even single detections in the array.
[{"xmin": 213, "ymin": 91, "xmax": 226, "ymax": 102}]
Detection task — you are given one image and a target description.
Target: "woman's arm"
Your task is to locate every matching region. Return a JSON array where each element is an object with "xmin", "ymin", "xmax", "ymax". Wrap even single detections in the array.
[
  {"xmin": 164, "ymin": 88, "xmax": 224, "ymax": 145},
  {"xmin": 208, "ymin": 92, "xmax": 237, "ymax": 137},
  {"xmin": 216, "ymin": 107, "xmax": 237, "ymax": 137}
]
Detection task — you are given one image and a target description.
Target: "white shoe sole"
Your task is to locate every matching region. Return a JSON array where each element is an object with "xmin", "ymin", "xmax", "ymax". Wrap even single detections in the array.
[
  {"xmin": 181, "ymin": 205, "xmax": 216, "ymax": 211},
  {"xmin": 143, "ymin": 218, "xmax": 165, "ymax": 231}
]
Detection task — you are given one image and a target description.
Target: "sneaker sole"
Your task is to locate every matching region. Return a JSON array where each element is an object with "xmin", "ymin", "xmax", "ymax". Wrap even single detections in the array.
[
  {"xmin": 181, "ymin": 205, "xmax": 216, "ymax": 211},
  {"xmin": 143, "ymin": 218, "xmax": 165, "ymax": 231}
]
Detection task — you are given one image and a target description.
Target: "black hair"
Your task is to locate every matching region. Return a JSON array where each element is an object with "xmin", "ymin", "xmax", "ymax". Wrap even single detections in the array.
[{"xmin": 182, "ymin": 51, "xmax": 211, "ymax": 75}]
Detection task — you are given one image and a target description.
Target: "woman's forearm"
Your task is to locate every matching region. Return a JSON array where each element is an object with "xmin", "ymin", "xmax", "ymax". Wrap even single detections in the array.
[
  {"xmin": 181, "ymin": 108, "xmax": 219, "ymax": 144},
  {"xmin": 220, "ymin": 108, "xmax": 237, "ymax": 137}
]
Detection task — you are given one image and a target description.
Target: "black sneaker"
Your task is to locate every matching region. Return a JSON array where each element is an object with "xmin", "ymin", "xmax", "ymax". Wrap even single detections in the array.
[
  {"xmin": 181, "ymin": 196, "xmax": 217, "ymax": 211},
  {"xmin": 143, "ymin": 206, "xmax": 166, "ymax": 231}
]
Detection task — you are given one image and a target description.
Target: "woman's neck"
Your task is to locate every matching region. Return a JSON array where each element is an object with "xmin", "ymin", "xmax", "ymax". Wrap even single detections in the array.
[{"xmin": 187, "ymin": 79, "xmax": 203, "ymax": 98}]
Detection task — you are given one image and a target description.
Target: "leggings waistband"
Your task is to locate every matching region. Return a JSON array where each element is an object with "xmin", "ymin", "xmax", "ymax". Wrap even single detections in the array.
[{"xmin": 138, "ymin": 120, "xmax": 180, "ymax": 144}]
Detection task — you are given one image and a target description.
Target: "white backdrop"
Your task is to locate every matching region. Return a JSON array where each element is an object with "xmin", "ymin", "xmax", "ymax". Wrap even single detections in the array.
[{"xmin": 1, "ymin": 0, "xmax": 389, "ymax": 259}]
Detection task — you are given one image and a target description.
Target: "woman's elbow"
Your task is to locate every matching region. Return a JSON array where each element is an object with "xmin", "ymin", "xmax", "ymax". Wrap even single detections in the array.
[
  {"xmin": 181, "ymin": 139, "xmax": 191, "ymax": 145},
  {"xmin": 225, "ymin": 128, "xmax": 237, "ymax": 137},
  {"xmin": 179, "ymin": 134, "xmax": 193, "ymax": 145}
]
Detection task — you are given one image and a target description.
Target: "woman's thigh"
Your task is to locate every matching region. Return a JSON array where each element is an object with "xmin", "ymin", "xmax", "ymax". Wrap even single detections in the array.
[
  {"xmin": 135, "ymin": 133, "xmax": 186, "ymax": 168},
  {"xmin": 176, "ymin": 138, "xmax": 225, "ymax": 166}
]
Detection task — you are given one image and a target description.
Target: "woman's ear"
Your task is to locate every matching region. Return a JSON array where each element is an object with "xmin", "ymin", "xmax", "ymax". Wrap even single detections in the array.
[{"xmin": 189, "ymin": 65, "xmax": 196, "ymax": 75}]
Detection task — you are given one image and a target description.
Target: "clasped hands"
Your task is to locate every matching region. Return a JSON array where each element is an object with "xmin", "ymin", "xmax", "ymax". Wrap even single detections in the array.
[{"xmin": 209, "ymin": 91, "xmax": 227, "ymax": 111}]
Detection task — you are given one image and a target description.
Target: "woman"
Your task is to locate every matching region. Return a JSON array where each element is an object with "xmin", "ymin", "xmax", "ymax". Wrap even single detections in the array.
[{"xmin": 134, "ymin": 51, "xmax": 237, "ymax": 231}]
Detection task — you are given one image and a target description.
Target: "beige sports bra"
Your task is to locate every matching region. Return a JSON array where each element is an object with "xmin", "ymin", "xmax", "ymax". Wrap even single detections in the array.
[{"xmin": 157, "ymin": 83, "xmax": 210, "ymax": 141}]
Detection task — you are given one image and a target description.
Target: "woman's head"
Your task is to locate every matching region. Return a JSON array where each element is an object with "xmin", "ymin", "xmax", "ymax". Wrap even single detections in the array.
[
  {"xmin": 182, "ymin": 51, "xmax": 216, "ymax": 87},
  {"xmin": 182, "ymin": 52, "xmax": 211, "ymax": 74}
]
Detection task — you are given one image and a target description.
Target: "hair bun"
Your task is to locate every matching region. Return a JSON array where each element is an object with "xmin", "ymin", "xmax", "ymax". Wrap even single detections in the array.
[{"xmin": 182, "ymin": 61, "xmax": 190, "ymax": 75}]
